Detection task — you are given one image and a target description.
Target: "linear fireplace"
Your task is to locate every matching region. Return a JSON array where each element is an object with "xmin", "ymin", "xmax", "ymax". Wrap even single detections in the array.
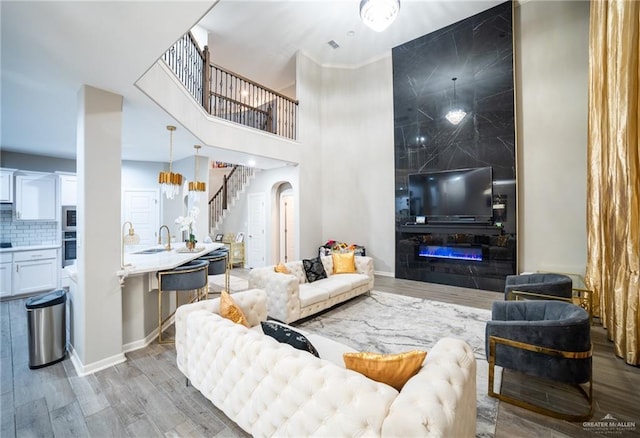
[{"xmin": 418, "ymin": 245, "xmax": 483, "ymax": 261}]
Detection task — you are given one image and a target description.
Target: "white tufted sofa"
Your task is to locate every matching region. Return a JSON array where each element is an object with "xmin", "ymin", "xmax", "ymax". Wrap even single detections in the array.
[
  {"xmin": 248, "ymin": 255, "xmax": 375, "ymax": 323},
  {"xmin": 175, "ymin": 289, "xmax": 478, "ymax": 437}
]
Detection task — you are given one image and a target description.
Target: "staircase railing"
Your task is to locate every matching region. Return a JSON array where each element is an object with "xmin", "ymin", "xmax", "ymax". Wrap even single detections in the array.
[
  {"xmin": 163, "ymin": 32, "xmax": 298, "ymax": 140},
  {"xmin": 209, "ymin": 165, "xmax": 255, "ymax": 231}
]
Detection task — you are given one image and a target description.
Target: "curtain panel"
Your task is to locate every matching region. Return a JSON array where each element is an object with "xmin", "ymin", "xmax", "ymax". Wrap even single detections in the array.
[{"xmin": 586, "ymin": 0, "xmax": 639, "ymax": 366}]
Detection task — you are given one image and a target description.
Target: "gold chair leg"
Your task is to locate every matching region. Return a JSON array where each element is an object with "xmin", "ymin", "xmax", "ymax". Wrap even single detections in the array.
[
  {"xmin": 488, "ymin": 336, "xmax": 593, "ymax": 422},
  {"xmin": 158, "ymin": 288, "xmax": 174, "ymax": 344},
  {"xmin": 158, "ymin": 289, "xmax": 161, "ymax": 343}
]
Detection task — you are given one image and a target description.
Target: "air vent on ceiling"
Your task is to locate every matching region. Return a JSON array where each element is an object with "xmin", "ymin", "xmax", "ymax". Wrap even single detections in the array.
[{"xmin": 327, "ymin": 40, "xmax": 340, "ymax": 49}]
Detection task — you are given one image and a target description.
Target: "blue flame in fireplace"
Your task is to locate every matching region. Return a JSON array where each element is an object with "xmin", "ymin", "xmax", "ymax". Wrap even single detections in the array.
[{"xmin": 418, "ymin": 245, "xmax": 483, "ymax": 261}]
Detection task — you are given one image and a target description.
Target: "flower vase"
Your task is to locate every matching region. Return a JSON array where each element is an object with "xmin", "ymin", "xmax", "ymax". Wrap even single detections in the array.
[{"xmin": 186, "ymin": 241, "xmax": 196, "ymax": 251}]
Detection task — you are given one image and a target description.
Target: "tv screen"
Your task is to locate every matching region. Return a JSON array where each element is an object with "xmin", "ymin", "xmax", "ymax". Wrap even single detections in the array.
[{"xmin": 409, "ymin": 167, "xmax": 493, "ymax": 223}]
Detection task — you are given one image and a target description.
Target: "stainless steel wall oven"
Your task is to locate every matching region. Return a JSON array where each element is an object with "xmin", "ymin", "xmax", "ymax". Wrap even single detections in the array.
[
  {"xmin": 62, "ymin": 206, "xmax": 76, "ymax": 231},
  {"xmin": 62, "ymin": 231, "xmax": 76, "ymax": 267}
]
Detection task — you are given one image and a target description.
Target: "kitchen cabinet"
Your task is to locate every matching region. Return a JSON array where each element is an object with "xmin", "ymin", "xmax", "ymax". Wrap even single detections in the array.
[
  {"xmin": 0, "ymin": 169, "xmax": 14, "ymax": 203},
  {"xmin": 15, "ymin": 173, "xmax": 57, "ymax": 220},
  {"xmin": 59, "ymin": 173, "xmax": 77, "ymax": 206},
  {"xmin": 0, "ymin": 253, "xmax": 12, "ymax": 298},
  {"xmin": 13, "ymin": 249, "xmax": 58, "ymax": 295}
]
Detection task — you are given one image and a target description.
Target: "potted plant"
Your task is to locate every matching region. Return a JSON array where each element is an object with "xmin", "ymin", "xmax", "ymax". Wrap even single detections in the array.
[{"xmin": 176, "ymin": 207, "xmax": 199, "ymax": 250}]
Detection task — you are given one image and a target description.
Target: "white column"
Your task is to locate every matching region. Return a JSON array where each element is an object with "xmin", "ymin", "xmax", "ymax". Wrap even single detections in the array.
[{"xmin": 72, "ymin": 85, "xmax": 125, "ymax": 373}]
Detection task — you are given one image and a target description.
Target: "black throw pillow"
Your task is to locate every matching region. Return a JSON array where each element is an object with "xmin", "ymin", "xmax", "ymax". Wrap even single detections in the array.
[
  {"xmin": 261, "ymin": 321, "xmax": 320, "ymax": 357},
  {"xmin": 302, "ymin": 257, "xmax": 327, "ymax": 283}
]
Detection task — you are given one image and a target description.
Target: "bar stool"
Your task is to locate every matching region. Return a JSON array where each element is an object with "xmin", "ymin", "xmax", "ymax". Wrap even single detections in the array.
[
  {"xmin": 157, "ymin": 259, "xmax": 209, "ymax": 344},
  {"xmin": 199, "ymin": 249, "xmax": 230, "ymax": 295},
  {"xmin": 199, "ymin": 249, "xmax": 229, "ymax": 275}
]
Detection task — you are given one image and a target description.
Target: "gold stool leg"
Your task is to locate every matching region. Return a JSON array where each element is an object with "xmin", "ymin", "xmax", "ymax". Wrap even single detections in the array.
[{"xmin": 158, "ymin": 288, "xmax": 163, "ymax": 343}]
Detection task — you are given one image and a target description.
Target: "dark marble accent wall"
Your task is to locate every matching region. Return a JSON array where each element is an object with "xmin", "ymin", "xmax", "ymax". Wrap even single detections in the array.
[{"xmin": 393, "ymin": 1, "xmax": 516, "ymax": 292}]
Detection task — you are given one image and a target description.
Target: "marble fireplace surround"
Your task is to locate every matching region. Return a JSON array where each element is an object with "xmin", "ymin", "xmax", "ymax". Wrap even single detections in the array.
[{"xmin": 393, "ymin": 1, "xmax": 517, "ymax": 292}]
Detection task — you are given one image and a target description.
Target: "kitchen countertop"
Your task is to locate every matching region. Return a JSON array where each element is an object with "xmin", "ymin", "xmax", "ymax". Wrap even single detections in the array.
[
  {"xmin": 0, "ymin": 244, "xmax": 61, "ymax": 253},
  {"xmin": 117, "ymin": 242, "xmax": 225, "ymax": 277}
]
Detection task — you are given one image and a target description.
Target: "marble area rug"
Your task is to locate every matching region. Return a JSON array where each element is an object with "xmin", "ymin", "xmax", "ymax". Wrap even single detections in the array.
[{"xmin": 295, "ymin": 290, "xmax": 500, "ymax": 438}]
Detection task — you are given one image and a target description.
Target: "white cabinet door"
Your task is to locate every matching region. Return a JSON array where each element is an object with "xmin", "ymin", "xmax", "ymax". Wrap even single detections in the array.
[
  {"xmin": 14, "ymin": 257, "xmax": 57, "ymax": 295},
  {"xmin": 60, "ymin": 174, "xmax": 77, "ymax": 206},
  {"xmin": 0, "ymin": 170, "xmax": 14, "ymax": 203},
  {"xmin": 15, "ymin": 173, "xmax": 57, "ymax": 220},
  {"xmin": 0, "ymin": 262, "xmax": 12, "ymax": 297}
]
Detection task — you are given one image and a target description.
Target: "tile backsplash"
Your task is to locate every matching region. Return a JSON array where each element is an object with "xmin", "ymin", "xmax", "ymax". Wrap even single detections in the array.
[{"xmin": 0, "ymin": 209, "xmax": 59, "ymax": 246}]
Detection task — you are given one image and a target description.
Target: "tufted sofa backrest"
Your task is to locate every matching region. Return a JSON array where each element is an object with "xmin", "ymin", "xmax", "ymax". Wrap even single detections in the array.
[
  {"xmin": 177, "ymin": 290, "xmax": 478, "ymax": 438},
  {"xmin": 184, "ymin": 307, "xmax": 399, "ymax": 436}
]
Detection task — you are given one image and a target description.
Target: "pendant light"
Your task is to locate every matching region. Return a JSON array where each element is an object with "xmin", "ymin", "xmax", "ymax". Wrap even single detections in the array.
[
  {"xmin": 445, "ymin": 77, "xmax": 467, "ymax": 125},
  {"xmin": 188, "ymin": 144, "xmax": 206, "ymax": 197},
  {"xmin": 158, "ymin": 125, "xmax": 183, "ymax": 199},
  {"xmin": 121, "ymin": 221, "xmax": 140, "ymax": 268}
]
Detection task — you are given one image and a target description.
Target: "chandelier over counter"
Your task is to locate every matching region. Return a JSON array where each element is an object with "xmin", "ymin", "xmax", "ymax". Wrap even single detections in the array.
[
  {"xmin": 445, "ymin": 77, "xmax": 467, "ymax": 125},
  {"xmin": 188, "ymin": 144, "xmax": 206, "ymax": 197},
  {"xmin": 360, "ymin": 0, "xmax": 400, "ymax": 32},
  {"xmin": 158, "ymin": 125, "xmax": 183, "ymax": 199}
]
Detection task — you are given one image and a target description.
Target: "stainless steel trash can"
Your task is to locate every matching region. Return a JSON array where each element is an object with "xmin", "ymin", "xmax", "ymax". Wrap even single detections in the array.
[{"xmin": 26, "ymin": 289, "xmax": 66, "ymax": 369}]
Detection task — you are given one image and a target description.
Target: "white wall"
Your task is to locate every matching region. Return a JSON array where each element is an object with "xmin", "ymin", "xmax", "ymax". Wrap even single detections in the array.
[
  {"xmin": 318, "ymin": 57, "xmax": 396, "ymax": 274},
  {"xmin": 121, "ymin": 160, "xmax": 164, "ymax": 189},
  {"xmin": 516, "ymin": 0, "xmax": 589, "ymax": 274},
  {"xmin": 295, "ymin": 53, "xmax": 325, "ymax": 259}
]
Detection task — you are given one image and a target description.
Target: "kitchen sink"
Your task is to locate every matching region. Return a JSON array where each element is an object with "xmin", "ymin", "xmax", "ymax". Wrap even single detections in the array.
[{"xmin": 133, "ymin": 248, "xmax": 168, "ymax": 255}]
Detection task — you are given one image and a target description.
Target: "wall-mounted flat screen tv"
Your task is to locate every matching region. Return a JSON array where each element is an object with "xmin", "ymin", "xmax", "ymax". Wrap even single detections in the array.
[{"xmin": 409, "ymin": 167, "xmax": 493, "ymax": 223}]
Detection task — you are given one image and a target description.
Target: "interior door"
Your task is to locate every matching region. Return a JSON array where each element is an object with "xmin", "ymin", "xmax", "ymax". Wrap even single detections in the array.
[
  {"xmin": 247, "ymin": 192, "xmax": 266, "ymax": 268},
  {"xmin": 280, "ymin": 191, "xmax": 295, "ymax": 262},
  {"xmin": 122, "ymin": 189, "xmax": 160, "ymax": 247}
]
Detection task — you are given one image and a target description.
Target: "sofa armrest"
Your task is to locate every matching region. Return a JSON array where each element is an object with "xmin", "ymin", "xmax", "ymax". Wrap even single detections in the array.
[
  {"xmin": 249, "ymin": 268, "xmax": 301, "ymax": 323},
  {"xmin": 355, "ymin": 256, "xmax": 375, "ymax": 289},
  {"xmin": 175, "ymin": 289, "xmax": 268, "ymax": 376},
  {"xmin": 382, "ymin": 338, "xmax": 477, "ymax": 438}
]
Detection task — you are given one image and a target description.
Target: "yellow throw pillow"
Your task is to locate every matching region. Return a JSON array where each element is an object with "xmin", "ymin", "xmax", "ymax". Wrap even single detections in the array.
[
  {"xmin": 274, "ymin": 263, "xmax": 290, "ymax": 274},
  {"xmin": 343, "ymin": 350, "xmax": 427, "ymax": 391},
  {"xmin": 332, "ymin": 251, "xmax": 356, "ymax": 274},
  {"xmin": 220, "ymin": 290, "xmax": 249, "ymax": 327}
]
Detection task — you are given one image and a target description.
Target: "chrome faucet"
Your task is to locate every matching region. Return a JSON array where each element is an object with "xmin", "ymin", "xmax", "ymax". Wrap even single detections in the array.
[{"xmin": 158, "ymin": 225, "xmax": 172, "ymax": 250}]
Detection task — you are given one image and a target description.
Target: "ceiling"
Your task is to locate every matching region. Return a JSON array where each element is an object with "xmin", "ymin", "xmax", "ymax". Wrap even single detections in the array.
[{"xmin": 1, "ymin": 0, "xmax": 503, "ymax": 168}]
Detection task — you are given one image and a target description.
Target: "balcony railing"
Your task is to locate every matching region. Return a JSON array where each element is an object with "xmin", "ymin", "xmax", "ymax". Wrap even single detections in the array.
[{"xmin": 163, "ymin": 32, "xmax": 298, "ymax": 140}]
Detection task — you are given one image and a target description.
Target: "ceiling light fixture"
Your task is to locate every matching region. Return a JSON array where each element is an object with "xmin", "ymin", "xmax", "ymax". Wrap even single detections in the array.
[
  {"xmin": 188, "ymin": 145, "xmax": 206, "ymax": 197},
  {"xmin": 445, "ymin": 77, "xmax": 467, "ymax": 125},
  {"xmin": 158, "ymin": 125, "xmax": 183, "ymax": 199},
  {"xmin": 359, "ymin": 0, "xmax": 400, "ymax": 32}
]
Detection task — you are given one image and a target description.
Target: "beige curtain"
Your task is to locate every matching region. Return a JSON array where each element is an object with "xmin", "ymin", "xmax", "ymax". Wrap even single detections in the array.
[{"xmin": 586, "ymin": 0, "xmax": 639, "ymax": 366}]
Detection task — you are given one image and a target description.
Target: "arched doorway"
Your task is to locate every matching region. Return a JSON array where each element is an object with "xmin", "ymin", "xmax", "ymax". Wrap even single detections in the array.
[{"xmin": 275, "ymin": 182, "xmax": 295, "ymax": 263}]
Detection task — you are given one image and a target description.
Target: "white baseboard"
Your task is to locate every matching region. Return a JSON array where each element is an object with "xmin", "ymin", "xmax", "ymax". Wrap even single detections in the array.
[
  {"xmin": 68, "ymin": 343, "xmax": 126, "ymax": 377},
  {"xmin": 122, "ymin": 314, "xmax": 176, "ymax": 353},
  {"xmin": 122, "ymin": 328, "xmax": 160, "ymax": 353},
  {"xmin": 375, "ymin": 270, "xmax": 394, "ymax": 278}
]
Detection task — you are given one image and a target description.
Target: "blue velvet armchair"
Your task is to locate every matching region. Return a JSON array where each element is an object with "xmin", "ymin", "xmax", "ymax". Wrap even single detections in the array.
[
  {"xmin": 504, "ymin": 273, "xmax": 573, "ymax": 301},
  {"xmin": 485, "ymin": 300, "xmax": 592, "ymax": 421}
]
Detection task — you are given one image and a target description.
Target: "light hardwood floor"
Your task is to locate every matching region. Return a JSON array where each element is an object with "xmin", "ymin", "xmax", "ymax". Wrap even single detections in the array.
[{"xmin": 1, "ymin": 272, "xmax": 639, "ymax": 437}]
